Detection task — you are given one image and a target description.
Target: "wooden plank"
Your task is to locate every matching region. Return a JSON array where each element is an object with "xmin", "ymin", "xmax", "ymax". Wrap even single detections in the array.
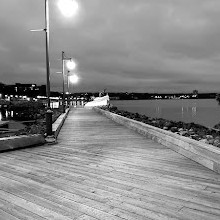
[
  {"xmin": 0, "ymin": 176, "xmax": 122, "ymax": 220},
  {"xmin": 0, "ymin": 197, "xmax": 46, "ymax": 220},
  {"xmin": 0, "ymin": 108, "xmax": 220, "ymax": 220},
  {"xmin": 0, "ymin": 209, "xmax": 19, "ymax": 220},
  {"xmin": 0, "ymin": 190, "xmax": 73, "ymax": 220},
  {"xmin": 3, "ymin": 146, "xmax": 218, "ymax": 183},
  {"xmin": 2, "ymin": 156, "xmax": 219, "ymax": 218}
]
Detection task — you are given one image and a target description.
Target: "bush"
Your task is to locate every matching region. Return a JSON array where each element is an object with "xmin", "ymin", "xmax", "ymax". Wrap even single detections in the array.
[{"xmin": 9, "ymin": 101, "xmax": 45, "ymax": 120}]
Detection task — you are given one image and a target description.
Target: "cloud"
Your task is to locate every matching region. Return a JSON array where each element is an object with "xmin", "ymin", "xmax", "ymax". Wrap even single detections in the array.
[{"xmin": 0, "ymin": 0, "xmax": 220, "ymax": 92}]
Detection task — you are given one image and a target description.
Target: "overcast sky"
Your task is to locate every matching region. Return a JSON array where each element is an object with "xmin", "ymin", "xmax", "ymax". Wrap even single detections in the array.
[{"xmin": 0, "ymin": 0, "xmax": 220, "ymax": 93}]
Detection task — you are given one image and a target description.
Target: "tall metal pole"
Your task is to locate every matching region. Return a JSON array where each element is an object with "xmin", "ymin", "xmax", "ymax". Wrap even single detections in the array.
[
  {"xmin": 45, "ymin": 0, "xmax": 50, "ymax": 108},
  {"xmin": 67, "ymin": 71, "xmax": 70, "ymax": 106},
  {"xmin": 62, "ymin": 51, "xmax": 66, "ymax": 113},
  {"xmin": 45, "ymin": 0, "xmax": 53, "ymax": 137}
]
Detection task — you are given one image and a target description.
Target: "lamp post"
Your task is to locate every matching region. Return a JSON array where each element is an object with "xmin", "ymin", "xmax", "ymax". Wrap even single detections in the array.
[
  {"xmin": 44, "ymin": 0, "xmax": 54, "ymax": 138},
  {"xmin": 67, "ymin": 71, "xmax": 70, "ymax": 107},
  {"xmin": 45, "ymin": 0, "xmax": 50, "ymax": 109},
  {"xmin": 31, "ymin": 0, "xmax": 79, "ymax": 141},
  {"xmin": 61, "ymin": 51, "xmax": 76, "ymax": 113},
  {"xmin": 68, "ymin": 74, "xmax": 79, "ymax": 106}
]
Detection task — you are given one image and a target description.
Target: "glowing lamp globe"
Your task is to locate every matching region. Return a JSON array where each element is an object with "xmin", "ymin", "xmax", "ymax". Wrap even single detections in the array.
[
  {"xmin": 66, "ymin": 60, "xmax": 76, "ymax": 70},
  {"xmin": 69, "ymin": 75, "xmax": 79, "ymax": 84},
  {"xmin": 58, "ymin": 0, "xmax": 79, "ymax": 17}
]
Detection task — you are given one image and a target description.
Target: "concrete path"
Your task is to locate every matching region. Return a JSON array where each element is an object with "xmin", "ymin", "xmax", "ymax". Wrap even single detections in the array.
[{"xmin": 0, "ymin": 107, "xmax": 220, "ymax": 220}]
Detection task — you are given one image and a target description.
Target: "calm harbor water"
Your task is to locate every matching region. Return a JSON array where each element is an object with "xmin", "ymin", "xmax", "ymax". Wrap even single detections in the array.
[
  {"xmin": 111, "ymin": 99, "xmax": 220, "ymax": 128},
  {"xmin": 0, "ymin": 109, "xmax": 12, "ymax": 121}
]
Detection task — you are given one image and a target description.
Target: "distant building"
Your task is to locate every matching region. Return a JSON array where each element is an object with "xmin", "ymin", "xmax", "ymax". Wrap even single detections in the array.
[{"xmin": 4, "ymin": 83, "xmax": 46, "ymax": 97}]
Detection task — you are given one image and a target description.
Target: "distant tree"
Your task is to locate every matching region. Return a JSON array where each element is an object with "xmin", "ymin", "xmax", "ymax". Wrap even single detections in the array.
[{"xmin": 216, "ymin": 93, "xmax": 220, "ymax": 105}]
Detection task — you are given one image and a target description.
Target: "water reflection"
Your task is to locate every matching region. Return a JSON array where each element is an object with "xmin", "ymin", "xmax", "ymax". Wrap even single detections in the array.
[
  {"xmin": 180, "ymin": 102, "xmax": 197, "ymax": 120},
  {"xmin": 155, "ymin": 106, "xmax": 162, "ymax": 118},
  {"xmin": 192, "ymin": 106, "xmax": 197, "ymax": 118},
  {"xmin": 112, "ymin": 99, "xmax": 220, "ymax": 127},
  {"xmin": 0, "ymin": 109, "xmax": 13, "ymax": 121}
]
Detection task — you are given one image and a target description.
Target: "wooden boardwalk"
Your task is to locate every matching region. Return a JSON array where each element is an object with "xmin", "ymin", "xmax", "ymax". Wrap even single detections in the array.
[{"xmin": 0, "ymin": 108, "xmax": 220, "ymax": 220}]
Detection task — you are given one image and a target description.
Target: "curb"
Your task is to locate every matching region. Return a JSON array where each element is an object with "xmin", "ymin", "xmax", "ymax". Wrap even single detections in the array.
[
  {"xmin": 0, "ymin": 108, "xmax": 70, "ymax": 152},
  {"xmin": 52, "ymin": 107, "xmax": 70, "ymax": 139},
  {"xmin": 94, "ymin": 107, "xmax": 220, "ymax": 174},
  {"xmin": 0, "ymin": 134, "xmax": 45, "ymax": 152}
]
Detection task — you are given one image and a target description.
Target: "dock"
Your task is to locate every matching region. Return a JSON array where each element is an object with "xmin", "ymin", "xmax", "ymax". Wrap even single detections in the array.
[{"xmin": 0, "ymin": 108, "xmax": 220, "ymax": 219}]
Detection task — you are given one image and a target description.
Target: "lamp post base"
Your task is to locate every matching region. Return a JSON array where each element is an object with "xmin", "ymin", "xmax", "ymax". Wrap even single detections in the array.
[
  {"xmin": 46, "ymin": 109, "xmax": 53, "ymax": 135},
  {"xmin": 45, "ymin": 109, "xmax": 56, "ymax": 144},
  {"xmin": 45, "ymin": 135, "xmax": 57, "ymax": 145},
  {"xmin": 63, "ymin": 105, "xmax": 66, "ymax": 113}
]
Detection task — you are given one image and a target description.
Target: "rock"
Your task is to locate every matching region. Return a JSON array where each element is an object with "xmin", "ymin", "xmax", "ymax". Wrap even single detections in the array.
[
  {"xmin": 164, "ymin": 121, "xmax": 173, "ymax": 128},
  {"xmin": 206, "ymin": 135, "xmax": 213, "ymax": 140},
  {"xmin": 213, "ymin": 139, "xmax": 220, "ymax": 146},
  {"xmin": 190, "ymin": 134, "xmax": 199, "ymax": 140},
  {"xmin": 188, "ymin": 129, "xmax": 195, "ymax": 135},
  {"xmin": 214, "ymin": 123, "xmax": 220, "ymax": 130},
  {"xmin": 199, "ymin": 139, "xmax": 209, "ymax": 144},
  {"xmin": 141, "ymin": 115, "xmax": 148, "ymax": 120},
  {"xmin": 134, "ymin": 113, "xmax": 140, "ymax": 118},
  {"xmin": 208, "ymin": 139, "xmax": 214, "ymax": 145},
  {"xmin": 109, "ymin": 106, "xmax": 117, "ymax": 111},
  {"xmin": 183, "ymin": 133, "xmax": 190, "ymax": 137},
  {"xmin": 170, "ymin": 127, "xmax": 178, "ymax": 132},
  {"xmin": 179, "ymin": 131, "xmax": 188, "ymax": 136},
  {"xmin": 105, "ymin": 106, "xmax": 220, "ymax": 148}
]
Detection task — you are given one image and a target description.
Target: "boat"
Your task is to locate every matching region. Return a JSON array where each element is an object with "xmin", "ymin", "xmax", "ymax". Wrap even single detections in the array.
[{"xmin": 84, "ymin": 91, "xmax": 109, "ymax": 107}]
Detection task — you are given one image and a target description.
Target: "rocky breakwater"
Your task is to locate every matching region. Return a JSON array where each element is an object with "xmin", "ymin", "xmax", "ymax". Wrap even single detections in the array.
[{"xmin": 101, "ymin": 105, "xmax": 220, "ymax": 149}]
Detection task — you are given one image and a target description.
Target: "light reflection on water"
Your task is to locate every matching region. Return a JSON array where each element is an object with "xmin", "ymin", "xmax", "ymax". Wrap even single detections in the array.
[
  {"xmin": 111, "ymin": 99, "xmax": 220, "ymax": 128},
  {"xmin": 0, "ymin": 109, "xmax": 12, "ymax": 121}
]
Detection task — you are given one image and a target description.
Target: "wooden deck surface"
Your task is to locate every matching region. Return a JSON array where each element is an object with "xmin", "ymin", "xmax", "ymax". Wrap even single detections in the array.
[{"xmin": 0, "ymin": 108, "xmax": 220, "ymax": 220}]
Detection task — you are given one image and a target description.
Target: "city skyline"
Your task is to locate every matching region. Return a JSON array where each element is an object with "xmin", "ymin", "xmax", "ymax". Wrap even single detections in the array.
[{"xmin": 1, "ymin": 0, "xmax": 220, "ymax": 93}]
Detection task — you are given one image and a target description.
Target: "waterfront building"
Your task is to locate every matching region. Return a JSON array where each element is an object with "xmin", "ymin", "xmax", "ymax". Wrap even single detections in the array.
[{"xmin": 2, "ymin": 83, "xmax": 46, "ymax": 98}]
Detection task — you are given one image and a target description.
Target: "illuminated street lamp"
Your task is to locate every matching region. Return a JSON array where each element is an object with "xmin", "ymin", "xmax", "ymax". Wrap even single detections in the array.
[
  {"xmin": 67, "ymin": 72, "xmax": 79, "ymax": 106},
  {"xmin": 66, "ymin": 60, "xmax": 77, "ymax": 70},
  {"xmin": 62, "ymin": 51, "xmax": 77, "ymax": 112},
  {"xmin": 31, "ymin": 0, "xmax": 79, "ymax": 142},
  {"xmin": 69, "ymin": 74, "xmax": 79, "ymax": 84},
  {"xmin": 58, "ymin": 0, "xmax": 79, "ymax": 17}
]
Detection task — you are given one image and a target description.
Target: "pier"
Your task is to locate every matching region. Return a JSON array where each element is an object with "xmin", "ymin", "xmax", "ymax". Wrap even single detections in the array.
[{"xmin": 0, "ymin": 107, "xmax": 220, "ymax": 219}]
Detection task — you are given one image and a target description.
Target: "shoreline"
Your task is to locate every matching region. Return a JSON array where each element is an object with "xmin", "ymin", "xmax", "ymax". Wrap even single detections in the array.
[
  {"xmin": 101, "ymin": 105, "xmax": 220, "ymax": 148},
  {"xmin": 111, "ymin": 98, "xmax": 220, "ymax": 128}
]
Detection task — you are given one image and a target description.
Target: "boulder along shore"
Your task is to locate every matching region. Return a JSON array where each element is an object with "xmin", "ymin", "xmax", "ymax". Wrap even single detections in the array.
[{"xmin": 101, "ymin": 105, "xmax": 220, "ymax": 148}]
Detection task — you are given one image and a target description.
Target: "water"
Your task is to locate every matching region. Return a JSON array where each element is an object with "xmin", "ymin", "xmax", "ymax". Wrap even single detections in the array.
[
  {"xmin": 0, "ymin": 109, "xmax": 12, "ymax": 121},
  {"xmin": 0, "ymin": 109, "xmax": 25, "ymax": 130},
  {"xmin": 111, "ymin": 99, "xmax": 220, "ymax": 128}
]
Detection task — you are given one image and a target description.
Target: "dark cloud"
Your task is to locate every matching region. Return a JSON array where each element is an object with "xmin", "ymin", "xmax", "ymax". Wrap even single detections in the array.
[{"xmin": 0, "ymin": 0, "xmax": 220, "ymax": 92}]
